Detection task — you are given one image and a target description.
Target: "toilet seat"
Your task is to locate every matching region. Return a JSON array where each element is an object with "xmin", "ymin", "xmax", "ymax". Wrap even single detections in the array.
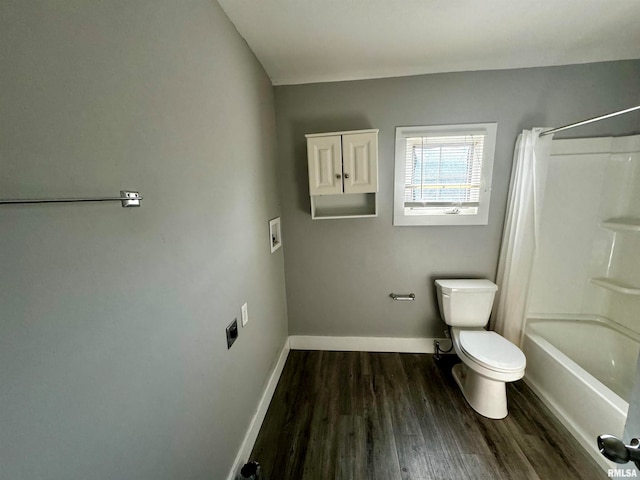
[{"xmin": 457, "ymin": 330, "xmax": 526, "ymax": 373}]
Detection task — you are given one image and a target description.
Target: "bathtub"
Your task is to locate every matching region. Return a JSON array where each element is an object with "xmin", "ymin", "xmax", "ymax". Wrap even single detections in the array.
[{"xmin": 522, "ymin": 314, "xmax": 640, "ymax": 471}]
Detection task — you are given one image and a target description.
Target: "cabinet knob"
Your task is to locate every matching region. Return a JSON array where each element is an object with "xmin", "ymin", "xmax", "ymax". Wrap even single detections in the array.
[
  {"xmin": 335, "ymin": 174, "xmax": 341, "ymax": 179},
  {"xmin": 344, "ymin": 173, "xmax": 350, "ymax": 179}
]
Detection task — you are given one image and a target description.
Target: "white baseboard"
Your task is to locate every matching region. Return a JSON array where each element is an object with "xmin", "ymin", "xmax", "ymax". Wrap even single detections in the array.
[
  {"xmin": 226, "ymin": 338, "xmax": 291, "ymax": 480},
  {"xmin": 289, "ymin": 335, "xmax": 448, "ymax": 353}
]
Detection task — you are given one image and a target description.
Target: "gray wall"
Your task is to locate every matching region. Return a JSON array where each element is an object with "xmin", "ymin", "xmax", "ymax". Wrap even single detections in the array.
[
  {"xmin": 0, "ymin": 1, "xmax": 287, "ymax": 479},
  {"xmin": 275, "ymin": 61, "xmax": 640, "ymax": 338}
]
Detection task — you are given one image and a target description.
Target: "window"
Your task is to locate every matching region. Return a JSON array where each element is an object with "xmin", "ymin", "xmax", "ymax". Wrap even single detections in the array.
[{"xmin": 393, "ymin": 123, "xmax": 497, "ymax": 226}]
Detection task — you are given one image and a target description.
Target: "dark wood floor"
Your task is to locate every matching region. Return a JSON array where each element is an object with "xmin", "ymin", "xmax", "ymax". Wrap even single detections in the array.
[{"xmin": 250, "ymin": 350, "xmax": 608, "ymax": 480}]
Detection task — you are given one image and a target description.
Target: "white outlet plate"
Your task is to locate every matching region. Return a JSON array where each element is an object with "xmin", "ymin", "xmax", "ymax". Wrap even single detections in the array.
[{"xmin": 241, "ymin": 302, "xmax": 249, "ymax": 326}]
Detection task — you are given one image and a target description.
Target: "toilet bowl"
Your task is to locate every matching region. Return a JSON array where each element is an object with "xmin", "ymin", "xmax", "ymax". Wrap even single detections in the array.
[
  {"xmin": 450, "ymin": 327, "xmax": 526, "ymax": 419},
  {"xmin": 435, "ymin": 279, "xmax": 526, "ymax": 419}
]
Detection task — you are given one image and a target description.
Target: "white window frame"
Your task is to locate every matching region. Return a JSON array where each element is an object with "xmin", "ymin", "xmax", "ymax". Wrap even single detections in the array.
[{"xmin": 393, "ymin": 122, "xmax": 497, "ymax": 226}]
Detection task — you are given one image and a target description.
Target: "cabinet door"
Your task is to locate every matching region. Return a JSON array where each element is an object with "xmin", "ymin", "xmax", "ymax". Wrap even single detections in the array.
[
  {"xmin": 307, "ymin": 135, "xmax": 343, "ymax": 195},
  {"xmin": 342, "ymin": 132, "xmax": 378, "ymax": 194}
]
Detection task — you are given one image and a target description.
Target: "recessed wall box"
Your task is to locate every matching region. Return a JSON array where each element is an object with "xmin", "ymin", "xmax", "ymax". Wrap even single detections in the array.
[{"xmin": 226, "ymin": 319, "xmax": 239, "ymax": 349}]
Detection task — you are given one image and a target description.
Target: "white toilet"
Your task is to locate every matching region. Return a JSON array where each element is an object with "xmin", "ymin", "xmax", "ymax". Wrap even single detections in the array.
[{"xmin": 435, "ymin": 279, "xmax": 526, "ymax": 419}]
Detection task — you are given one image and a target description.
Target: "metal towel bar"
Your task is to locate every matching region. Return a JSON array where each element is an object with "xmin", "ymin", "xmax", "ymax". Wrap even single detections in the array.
[
  {"xmin": 0, "ymin": 191, "xmax": 142, "ymax": 207},
  {"xmin": 390, "ymin": 293, "xmax": 415, "ymax": 301}
]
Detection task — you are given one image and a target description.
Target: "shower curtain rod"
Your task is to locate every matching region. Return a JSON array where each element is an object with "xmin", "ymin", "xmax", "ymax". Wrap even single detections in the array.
[{"xmin": 539, "ymin": 105, "xmax": 640, "ymax": 137}]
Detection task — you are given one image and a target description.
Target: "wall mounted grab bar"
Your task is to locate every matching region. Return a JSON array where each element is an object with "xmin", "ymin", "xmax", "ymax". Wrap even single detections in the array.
[
  {"xmin": 390, "ymin": 293, "xmax": 415, "ymax": 301},
  {"xmin": 0, "ymin": 191, "xmax": 142, "ymax": 207}
]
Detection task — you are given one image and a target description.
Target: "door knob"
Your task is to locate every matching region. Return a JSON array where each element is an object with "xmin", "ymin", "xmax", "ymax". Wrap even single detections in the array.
[
  {"xmin": 335, "ymin": 174, "xmax": 341, "ymax": 179},
  {"xmin": 344, "ymin": 173, "xmax": 350, "ymax": 179},
  {"xmin": 598, "ymin": 434, "xmax": 640, "ymax": 469}
]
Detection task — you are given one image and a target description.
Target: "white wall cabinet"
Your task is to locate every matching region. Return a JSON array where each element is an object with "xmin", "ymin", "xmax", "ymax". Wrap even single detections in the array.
[{"xmin": 306, "ymin": 129, "xmax": 378, "ymax": 219}]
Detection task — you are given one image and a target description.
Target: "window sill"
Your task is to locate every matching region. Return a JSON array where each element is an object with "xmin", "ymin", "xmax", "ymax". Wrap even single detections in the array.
[{"xmin": 393, "ymin": 211, "xmax": 490, "ymax": 226}]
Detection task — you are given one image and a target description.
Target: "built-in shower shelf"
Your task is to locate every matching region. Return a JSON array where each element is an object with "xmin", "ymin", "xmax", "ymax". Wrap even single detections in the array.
[
  {"xmin": 601, "ymin": 217, "xmax": 640, "ymax": 233},
  {"xmin": 590, "ymin": 278, "xmax": 640, "ymax": 295}
]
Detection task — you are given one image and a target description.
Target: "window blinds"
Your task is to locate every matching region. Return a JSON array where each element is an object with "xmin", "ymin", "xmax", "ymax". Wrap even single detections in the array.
[{"xmin": 403, "ymin": 134, "xmax": 485, "ymax": 207}]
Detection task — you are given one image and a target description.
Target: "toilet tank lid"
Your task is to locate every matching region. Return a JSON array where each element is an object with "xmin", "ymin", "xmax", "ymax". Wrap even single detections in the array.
[{"xmin": 435, "ymin": 279, "xmax": 498, "ymax": 294}]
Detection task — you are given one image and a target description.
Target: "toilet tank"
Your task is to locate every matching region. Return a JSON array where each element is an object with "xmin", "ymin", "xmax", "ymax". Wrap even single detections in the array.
[{"xmin": 435, "ymin": 279, "xmax": 498, "ymax": 327}]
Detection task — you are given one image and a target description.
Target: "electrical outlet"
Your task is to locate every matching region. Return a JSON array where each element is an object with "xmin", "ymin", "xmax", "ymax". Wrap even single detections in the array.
[
  {"xmin": 226, "ymin": 319, "xmax": 238, "ymax": 349},
  {"xmin": 241, "ymin": 302, "xmax": 248, "ymax": 327}
]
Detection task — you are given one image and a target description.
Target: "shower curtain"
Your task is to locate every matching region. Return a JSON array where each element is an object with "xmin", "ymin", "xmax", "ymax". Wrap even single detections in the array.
[{"xmin": 492, "ymin": 128, "xmax": 553, "ymax": 346}]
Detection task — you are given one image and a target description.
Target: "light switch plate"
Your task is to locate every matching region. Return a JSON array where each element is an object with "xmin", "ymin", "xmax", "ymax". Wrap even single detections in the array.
[{"xmin": 241, "ymin": 303, "xmax": 248, "ymax": 326}]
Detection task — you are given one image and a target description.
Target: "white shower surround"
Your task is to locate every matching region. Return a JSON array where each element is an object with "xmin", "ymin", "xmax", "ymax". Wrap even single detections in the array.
[
  {"xmin": 523, "ymin": 134, "xmax": 640, "ymax": 474},
  {"xmin": 528, "ymin": 134, "xmax": 640, "ymax": 329}
]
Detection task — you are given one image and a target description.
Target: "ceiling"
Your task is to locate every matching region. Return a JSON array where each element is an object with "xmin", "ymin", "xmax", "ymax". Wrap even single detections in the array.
[{"xmin": 217, "ymin": 0, "xmax": 640, "ymax": 86}]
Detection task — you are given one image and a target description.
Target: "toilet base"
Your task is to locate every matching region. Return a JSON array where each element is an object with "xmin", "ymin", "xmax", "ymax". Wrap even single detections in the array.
[{"xmin": 451, "ymin": 363, "xmax": 508, "ymax": 419}]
